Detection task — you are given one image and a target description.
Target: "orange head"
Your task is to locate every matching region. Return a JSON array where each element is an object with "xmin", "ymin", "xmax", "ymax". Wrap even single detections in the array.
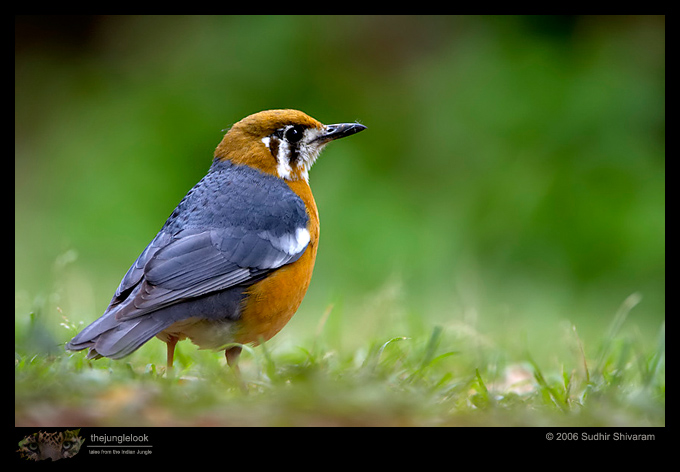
[{"xmin": 215, "ymin": 109, "xmax": 366, "ymax": 182}]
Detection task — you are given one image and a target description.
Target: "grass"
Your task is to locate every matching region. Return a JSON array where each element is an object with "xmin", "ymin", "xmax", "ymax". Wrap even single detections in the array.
[
  {"xmin": 15, "ymin": 293, "xmax": 665, "ymax": 427},
  {"xmin": 15, "ymin": 16, "xmax": 664, "ymax": 428}
]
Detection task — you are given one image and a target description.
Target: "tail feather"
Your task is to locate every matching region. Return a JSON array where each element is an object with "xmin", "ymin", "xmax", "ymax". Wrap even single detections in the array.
[
  {"xmin": 65, "ymin": 285, "xmax": 246, "ymax": 360},
  {"xmin": 66, "ymin": 313, "xmax": 176, "ymax": 360}
]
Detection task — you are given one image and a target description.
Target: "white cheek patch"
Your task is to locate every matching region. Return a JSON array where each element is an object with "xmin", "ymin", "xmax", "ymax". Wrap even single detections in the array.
[
  {"xmin": 265, "ymin": 127, "xmax": 329, "ymax": 181},
  {"xmin": 276, "ymin": 143, "xmax": 292, "ymax": 180},
  {"xmin": 294, "ymin": 128, "xmax": 327, "ymax": 182},
  {"xmin": 263, "ymin": 135, "xmax": 292, "ymax": 180},
  {"xmin": 305, "ymin": 127, "xmax": 326, "ymax": 142}
]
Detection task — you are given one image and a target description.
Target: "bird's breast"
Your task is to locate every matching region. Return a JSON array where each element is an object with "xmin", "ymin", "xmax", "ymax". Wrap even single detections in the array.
[{"xmin": 236, "ymin": 178, "xmax": 319, "ymax": 345}]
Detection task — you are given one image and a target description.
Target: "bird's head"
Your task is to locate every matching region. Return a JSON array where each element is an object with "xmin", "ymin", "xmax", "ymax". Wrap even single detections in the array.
[{"xmin": 215, "ymin": 109, "xmax": 366, "ymax": 182}]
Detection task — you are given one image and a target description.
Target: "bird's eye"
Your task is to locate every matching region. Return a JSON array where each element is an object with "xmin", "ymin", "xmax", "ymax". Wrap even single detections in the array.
[{"xmin": 284, "ymin": 125, "xmax": 304, "ymax": 143}]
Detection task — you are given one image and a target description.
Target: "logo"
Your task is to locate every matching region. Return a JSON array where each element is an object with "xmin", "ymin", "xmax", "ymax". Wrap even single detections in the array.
[{"xmin": 17, "ymin": 429, "xmax": 84, "ymax": 461}]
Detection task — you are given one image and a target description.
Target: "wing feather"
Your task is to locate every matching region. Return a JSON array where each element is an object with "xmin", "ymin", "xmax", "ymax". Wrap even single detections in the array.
[{"xmin": 67, "ymin": 160, "xmax": 311, "ymax": 355}]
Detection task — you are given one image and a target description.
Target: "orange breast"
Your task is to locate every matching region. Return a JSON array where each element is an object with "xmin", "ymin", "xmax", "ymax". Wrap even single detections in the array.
[{"xmin": 235, "ymin": 179, "xmax": 320, "ymax": 345}]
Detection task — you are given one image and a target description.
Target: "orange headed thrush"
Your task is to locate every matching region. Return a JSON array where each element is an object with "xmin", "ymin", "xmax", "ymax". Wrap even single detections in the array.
[{"xmin": 66, "ymin": 109, "xmax": 366, "ymax": 371}]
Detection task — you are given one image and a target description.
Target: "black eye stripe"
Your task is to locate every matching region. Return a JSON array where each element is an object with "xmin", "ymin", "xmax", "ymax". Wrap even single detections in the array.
[
  {"xmin": 270, "ymin": 125, "xmax": 305, "ymax": 167},
  {"xmin": 268, "ymin": 137, "xmax": 280, "ymax": 158},
  {"xmin": 267, "ymin": 135, "xmax": 298, "ymax": 168},
  {"xmin": 289, "ymin": 141, "xmax": 300, "ymax": 166}
]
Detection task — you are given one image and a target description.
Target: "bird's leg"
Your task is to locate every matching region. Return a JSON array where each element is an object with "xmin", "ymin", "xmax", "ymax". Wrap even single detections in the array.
[
  {"xmin": 166, "ymin": 335, "xmax": 179, "ymax": 374},
  {"xmin": 225, "ymin": 345, "xmax": 245, "ymax": 391}
]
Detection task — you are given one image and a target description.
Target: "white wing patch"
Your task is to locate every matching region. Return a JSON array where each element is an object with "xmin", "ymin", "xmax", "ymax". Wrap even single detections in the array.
[{"xmin": 261, "ymin": 227, "xmax": 310, "ymax": 256}]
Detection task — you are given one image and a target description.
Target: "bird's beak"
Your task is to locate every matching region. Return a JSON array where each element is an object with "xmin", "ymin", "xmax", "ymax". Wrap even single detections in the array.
[{"xmin": 316, "ymin": 122, "xmax": 367, "ymax": 144}]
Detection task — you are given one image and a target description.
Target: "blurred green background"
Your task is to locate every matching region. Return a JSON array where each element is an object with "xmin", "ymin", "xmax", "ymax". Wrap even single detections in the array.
[{"xmin": 16, "ymin": 15, "xmax": 664, "ymax": 361}]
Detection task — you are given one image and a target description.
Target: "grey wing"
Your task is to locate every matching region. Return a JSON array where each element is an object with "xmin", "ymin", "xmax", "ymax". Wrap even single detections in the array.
[
  {"xmin": 66, "ymin": 225, "xmax": 309, "ymax": 358},
  {"xmin": 115, "ymin": 224, "xmax": 310, "ymax": 321},
  {"xmin": 66, "ymin": 164, "xmax": 310, "ymax": 358}
]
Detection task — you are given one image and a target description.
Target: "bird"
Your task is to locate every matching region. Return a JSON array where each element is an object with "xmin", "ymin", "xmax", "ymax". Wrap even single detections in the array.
[{"xmin": 66, "ymin": 109, "xmax": 366, "ymax": 375}]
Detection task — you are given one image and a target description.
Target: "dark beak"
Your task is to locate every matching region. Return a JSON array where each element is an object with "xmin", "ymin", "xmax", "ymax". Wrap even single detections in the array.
[{"xmin": 317, "ymin": 122, "xmax": 367, "ymax": 144}]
